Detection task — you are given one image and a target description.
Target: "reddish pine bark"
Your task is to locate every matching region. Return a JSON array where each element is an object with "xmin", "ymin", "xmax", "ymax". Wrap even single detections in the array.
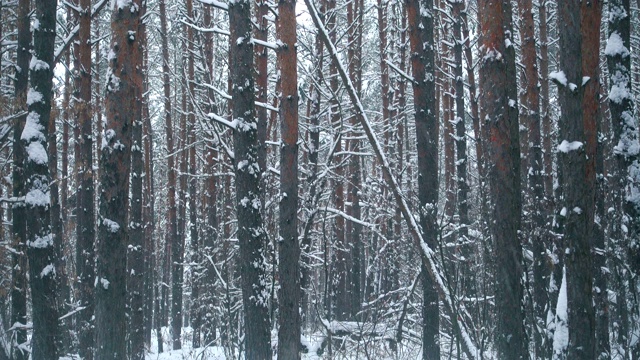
[
  {"xmin": 517, "ymin": 0, "xmax": 548, "ymax": 357},
  {"xmin": 581, "ymin": 1, "xmax": 609, "ymax": 358},
  {"xmin": 73, "ymin": 0, "xmax": 96, "ymax": 356},
  {"xmin": 478, "ymin": 0, "xmax": 528, "ymax": 358},
  {"xmin": 276, "ymin": 0, "xmax": 301, "ymax": 355}
]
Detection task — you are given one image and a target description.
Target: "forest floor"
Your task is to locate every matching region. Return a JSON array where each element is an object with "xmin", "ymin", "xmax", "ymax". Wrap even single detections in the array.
[{"xmin": 145, "ymin": 327, "xmax": 325, "ymax": 360}]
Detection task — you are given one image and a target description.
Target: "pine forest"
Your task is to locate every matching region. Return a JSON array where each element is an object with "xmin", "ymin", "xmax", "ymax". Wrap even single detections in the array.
[{"xmin": 0, "ymin": 0, "xmax": 639, "ymax": 359}]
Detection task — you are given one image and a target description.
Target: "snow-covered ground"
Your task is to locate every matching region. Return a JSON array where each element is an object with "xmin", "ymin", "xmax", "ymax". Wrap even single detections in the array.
[
  {"xmin": 147, "ymin": 327, "xmax": 226, "ymax": 360},
  {"xmin": 146, "ymin": 327, "xmax": 326, "ymax": 360}
]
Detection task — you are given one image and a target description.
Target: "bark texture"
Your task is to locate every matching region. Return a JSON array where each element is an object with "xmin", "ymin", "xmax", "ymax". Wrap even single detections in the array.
[
  {"xmin": 276, "ymin": 0, "xmax": 301, "ymax": 356},
  {"xmin": 10, "ymin": 0, "xmax": 30, "ymax": 357},
  {"xmin": 95, "ymin": 1, "xmax": 143, "ymax": 358},
  {"xmin": 23, "ymin": 0, "xmax": 60, "ymax": 357},
  {"xmin": 229, "ymin": 0, "xmax": 272, "ymax": 356},
  {"xmin": 478, "ymin": 0, "xmax": 528, "ymax": 358},
  {"xmin": 556, "ymin": 1, "xmax": 595, "ymax": 358},
  {"xmin": 73, "ymin": 0, "xmax": 96, "ymax": 356},
  {"xmin": 406, "ymin": 0, "xmax": 439, "ymax": 357}
]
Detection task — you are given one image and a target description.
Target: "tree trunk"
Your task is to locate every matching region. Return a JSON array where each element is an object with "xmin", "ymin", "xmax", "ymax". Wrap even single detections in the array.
[
  {"xmin": 451, "ymin": 0, "xmax": 469, "ymax": 246},
  {"xmin": 556, "ymin": 1, "xmax": 595, "ymax": 358},
  {"xmin": 581, "ymin": 1, "xmax": 609, "ymax": 358},
  {"xmin": 229, "ymin": 0, "xmax": 272, "ymax": 356},
  {"xmin": 181, "ymin": 0, "xmax": 200, "ymax": 348},
  {"xmin": 127, "ymin": 1, "xmax": 146, "ymax": 354},
  {"xmin": 23, "ymin": 0, "xmax": 60, "ymax": 357},
  {"xmin": 478, "ymin": 0, "xmax": 528, "ymax": 358},
  {"xmin": 325, "ymin": 0, "xmax": 348, "ymax": 322},
  {"xmin": 539, "ymin": 1, "xmax": 553, "ymax": 210},
  {"xmin": 95, "ymin": 1, "xmax": 143, "ymax": 358},
  {"xmin": 73, "ymin": 0, "xmax": 96, "ymax": 357},
  {"xmin": 159, "ymin": 0, "xmax": 178, "ymax": 350},
  {"xmin": 276, "ymin": 0, "xmax": 301, "ymax": 356},
  {"xmin": 346, "ymin": 0, "xmax": 363, "ymax": 320},
  {"xmin": 10, "ymin": 0, "xmax": 29, "ymax": 357},
  {"xmin": 517, "ymin": 0, "xmax": 547, "ymax": 357},
  {"xmin": 141, "ymin": 12, "xmax": 155, "ymax": 347},
  {"xmin": 406, "ymin": 0, "xmax": 440, "ymax": 357},
  {"xmin": 201, "ymin": 5, "xmax": 218, "ymax": 346}
]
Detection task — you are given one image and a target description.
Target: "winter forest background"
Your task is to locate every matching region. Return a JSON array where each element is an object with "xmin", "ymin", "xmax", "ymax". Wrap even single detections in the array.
[{"xmin": 0, "ymin": 0, "xmax": 639, "ymax": 359}]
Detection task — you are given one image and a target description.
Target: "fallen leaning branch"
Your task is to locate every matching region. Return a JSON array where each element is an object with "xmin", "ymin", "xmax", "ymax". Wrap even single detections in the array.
[{"xmin": 301, "ymin": 0, "xmax": 482, "ymax": 358}]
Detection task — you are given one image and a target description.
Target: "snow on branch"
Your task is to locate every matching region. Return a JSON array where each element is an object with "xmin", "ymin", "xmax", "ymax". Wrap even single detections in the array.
[
  {"xmin": 207, "ymin": 113, "xmax": 237, "ymax": 129},
  {"xmin": 196, "ymin": 0, "xmax": 229, "ymax": 10},
  {"xmin": 251, "ymin": 38, "xmax": 281, "ymax": 50},
  {"xmin": 179, "ymin": 18, "xmax": 230, "ymax": 36},
  {"xmin": 54, "ymin": 0, "xmax": 109, "ymax": 64},
  {"xmin": 384, "ymin": 59, "xmax": 416, "ymax": 84}
]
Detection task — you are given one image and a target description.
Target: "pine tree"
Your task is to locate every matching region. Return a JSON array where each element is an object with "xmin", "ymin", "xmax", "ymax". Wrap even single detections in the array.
[
  {"xmin": 276, "ymin": 0, "xmax": 301, "ymax": 355},
  {"xmin": 229, "ymin": 0, "xmax": 272, "ymax": 355},
  {"xmin": 22, "ymin": 0, "xmax": 60, "ymax": 357},
  {"xmin": 556, "ymin": 1, "xmax": 595, "ymax": 358},
  {"xmin": 73, "ymin": 0, "xmax": 96, "ymax": 356},
  {"xmin": 10, "ymin": 0, "xmax": 30, "ymax": 357},
  {"xmin": 95, "ymin": 0, "xmax": 143, "ymax": 357},
  {"xmin": 478, "ymin": 0, "xmax": 528, "ymax": 358}
]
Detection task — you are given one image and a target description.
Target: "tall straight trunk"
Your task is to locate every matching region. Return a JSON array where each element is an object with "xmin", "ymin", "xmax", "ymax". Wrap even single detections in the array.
[
  {"xmin": 461, "ymin": 7, "xmax": 487, "ymax": 240},
  {"xmin": 47, "ymin": 62, "xmax": 71, "ymax": 356},
  {"xmin": 276, "ymin": 0, "xmax": 300, "ymax": 356},
  {"xmin": 229, "ymin": 0, "xmax": 272, "ymax": 356},
  {"xmin": 45, "ymin": 9, "xmax": 71, "ymax": 344},
  {"xmin": 451, "ymin": 0, "xmax": 469, "ymax": 244},
  {"xmin": 346, "ymin": 0, "xmax": 363, "ymax": 319},
  {"xmin": 443, "ymin": 80, "xmax": 455, "ymax": 219},
  {"xmin": 128, "ymin": 70, "xmax": 145, "ymax": 360},
  {"xmin": 185, "ymin": 0, "xmax": 200, "ymax": 346},
  {"xmin": 127, "ymin": 2, "xmax": 146, "ymax": 357},
  {"xmin": 581, "ymin": 1, "xmax": 608, "ymax": 358},
  {"xmin": 556, "ymin": 1, "xmax": 595, "ymax": 358},
  {"xmin": 74, "ymin": 0, "xmax": 96, "ymax": 357},
  {"xmin": 606, "ymin": 1, "xmax": 640, "ymax": 357},
  {"xmin": 539, "ymin": 1, "xmax": 553, "ymax": 207},
  {"xmin": 394, "ymin": 5, "xmax": 407, "ymax": 273},
  {"xmin": 517, "ymin": 0, "xmax": 547, "ymax": 357},
  {"xmin": 201, "ymin": 5, "xmax": 218, "ymax": 346},
  {"xmin": 478, "ymin": 0, "xmax": 528, "ymax": 358},
  {"xmin": 10, "ymin": 0, "xmax": 29, "ymax": 358},
  {"xmin": 406, "ymin": 0, "xmax": 439, "ymax": 357},
  {"xmin": 203, "ymin": 140, "xmax": 218, "ymax": 345},
  {"xmin": 173, "ymin": 64, "xmax": 188, "ymax": 348},
  {"xmin": 22, "ymin": 0, "xmax": 60, "ymax": 357},
  {"xmin": 95, "ymin": 0, "xmax": 143, "ymax": 358},
  {"xmin": 141, "ymin": 14, "xmax": 155, "ymax": 347},
  {"xmin": 379, "ymin": 0, "xmax": 391, "ymax": 150},
  {"xmin": 159, "ymin": 0, "xmax": 178, "ymax": 348},
  {"xmin": 61, "ymin": 55, "xmax": 69, "ymax": 239},
  {"xmin": 325, "ymin": 0, "xmax": 348, "ymax": 322},
  {"xmin": 95, "ymin": 26, "xmax": 103, "ymax": 186},
  {"xmin": 142, "ymin": 105, "xmax": 155, "ymax": 348}
]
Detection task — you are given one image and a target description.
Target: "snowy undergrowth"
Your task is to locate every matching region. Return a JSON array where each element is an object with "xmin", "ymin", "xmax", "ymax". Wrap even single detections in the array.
[{"xmin": 59, "ymin": 326, "xmax": 415, "ymax": 359}]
